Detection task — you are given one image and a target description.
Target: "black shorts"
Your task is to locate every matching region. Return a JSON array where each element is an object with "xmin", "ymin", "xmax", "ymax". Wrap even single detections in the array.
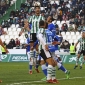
[
  {"xmin": 40, "ymin": 49, "xmax": 52, "ymax": 61},
  {"xmin": 30, "ymin": 33, "xmax": 37, "ymax": 43},
  {"xmin": 78, "ymin": 50, "xmax": 85, "ymax": 56}
]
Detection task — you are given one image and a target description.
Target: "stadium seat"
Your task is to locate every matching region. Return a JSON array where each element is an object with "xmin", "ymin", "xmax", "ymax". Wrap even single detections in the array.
[
  {"xmin": 4, "ymin": 28, "xmax": 7, "ymax": 31},
  {"xmin": 61, "ymin": 21, "xmax": 66, "ymax": 24},
  {"xmin": 72, "ymin": 35, "xmax": 76, "ymax": 40},
  {"xmin": 55, "ymin": 1, "xmax": 59, "ymax": 5},
  {"xmin": 10, "ymin": 35, "xmax": 14, "ymax": 39},
  {"xmin": 76, "ymin": 32, "xmax": 80, "ymax": 35},
  {"xmin": 50, "ymin": 1, "xmax": 54, "ymax": 4},
  {"xmin": 16, "ymin": 24, "xmax": 19, "ymax": 28},
  {"xmin": 9, "ymin": 32, "xmax": 13, "ymax": 35},
  {"xmin": 5, "ymin": 39, "xmax": 10, "ymax": 44},
  {"xmin": 11, "ymin": 24, "xmax": 16, "ymax": 28},
  {"xmin": 67, "ymin": 36, "xmax": 71, "ymax": 40},
  {"xmin": 14, "ymin": 35, "xmax": 19, "ymax": 39},
  {"xmin": 13, "ymin": 31, "xmax": 18, "ymax": 35},
  {"xmin": 66, "ymin": 32, "xmax": 70, "ymax": 35},
  {"xmin": 17, "ymin": 28, "xmax": 21, "ymax": 32},
  {"xmin": 69, "ymin": 40, "xmax": 73, "ymax": 44},
  {"xmin": 1, "ymin": 35, "xmax": 5, "ymax": 40},
  {"xmin": 20, "ymin": 39, "xmax": 25, "ymax": 44},
  {"xmin": 4, "ymin": 35, "xmax": 9, "ymax": 39},
  {"xmin": 74, "ymin": 39, "xmax": 78, "ymax": 43},
  {"xmin": 77, "ymin": 35, "xmax": 81, "ymax": 39},
  {"xmin": 71, "ymin": 32, "xmax": 75, "ymax": 35},
  {"xmin": 8, "ymin": 28, "xmax": 12, "ymax": 31},
  {"xmin": 19, "ymin": 35, "xmax": 23, "ymax": 39},
  {"xmin": 57, "ymin": 21, "xmax": 60, "ymax": 25},
  {"xmin": 61, "ymin": 32, "xmax": 65, "ymax": 35},
  {"xmin": 63, "ymin": 35, "xmax": 67, "ymax": 40},
  {"xmin": 12, "ymin": 28, "xmax": 17, "ymax": 31}
]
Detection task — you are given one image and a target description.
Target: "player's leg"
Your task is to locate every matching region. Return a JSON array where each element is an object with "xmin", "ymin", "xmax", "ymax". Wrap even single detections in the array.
[
  {"xmin": 57, "ymin": 55, "xmax": 62, "ymax": 64},
  {"xmin": 80, "ymin": 51, "xmax": 85, "ymax": 69},
  {"xmin": 27, "ymin": 51, "xmax": 34, "ymax": 74},
  {"xmin": 74, "ymin": 51, "xmax": 81, "ymax": 69},
  {"xmin": 40, "ymin": 59, "xmax": 47, "ymax": 81},
  {"xmin": 40, "ymin": 49, "xmax": 58, "ymax": 83},
  {"xmin": 35, "ymin": 44, "xmax": 40, "ymax": 73}
]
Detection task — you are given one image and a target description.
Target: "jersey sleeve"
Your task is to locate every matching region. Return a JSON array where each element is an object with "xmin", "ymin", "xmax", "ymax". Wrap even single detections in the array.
[
  {"xmin": 37, "ymin": 33, "xmax": 46, "ymax": 46},
  {"xmin": 25, "ymin": 38, "xmax": 30, "ymax": 44},
  {"xmin": 41, "ymin": 16, "xmax": 45, "ymax": 21},
  {"xmin": 78, "ymin": 38, "xmax": 81, "ymax": 43},
  {"xmin": 28, "ymin": 16, "xmax": 32, "ymax": 23},
  {"xmin": 48, "ymin": 24, "xmax": 55, "ymax": 31},
  {"xmin": 54, "ymin": 36, "xmax": 60, "ymax": 42}
]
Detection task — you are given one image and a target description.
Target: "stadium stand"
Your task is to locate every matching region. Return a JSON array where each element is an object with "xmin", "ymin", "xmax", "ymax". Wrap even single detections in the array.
[{"xmin": 0, "ymin": 0, "xmax": 85, "ymax": 50}]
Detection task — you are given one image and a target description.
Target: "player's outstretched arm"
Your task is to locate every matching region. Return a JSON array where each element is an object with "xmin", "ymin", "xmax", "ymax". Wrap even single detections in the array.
[
  {"xmin": 0, "ymin": 39, "xmax": 9, "ymax": 53},
  {"xmin": 74, "ymin": 41, "xmax": 79, "ymax": 51}
]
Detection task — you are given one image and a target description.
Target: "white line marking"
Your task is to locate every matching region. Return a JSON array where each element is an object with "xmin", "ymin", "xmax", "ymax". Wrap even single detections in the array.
[{"xmin": 10, "ymin": 76, "xmax": 85, "ymax": 85}]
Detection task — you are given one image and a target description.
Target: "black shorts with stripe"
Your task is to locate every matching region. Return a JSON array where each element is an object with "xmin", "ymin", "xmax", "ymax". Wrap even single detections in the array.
[
  {"xmin": 40, "ymin": 49, "xmax": 52, "ymax": 61},
  {"xmin": 78, "ymin": 50, "xmax": 85, "ymax": 56},
  {"xmin": 30, "ymin": 33, "xmax": 37, "ymax": 43}
]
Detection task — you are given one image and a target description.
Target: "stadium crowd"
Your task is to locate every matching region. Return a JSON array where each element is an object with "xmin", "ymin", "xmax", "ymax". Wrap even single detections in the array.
[
  {"xmin": 0, "ymin": 0, "xmax": 85, "ymax": 50},
  {"xmin": 0, "ymin": 0, "xmax": 12, "ymax": 17}
]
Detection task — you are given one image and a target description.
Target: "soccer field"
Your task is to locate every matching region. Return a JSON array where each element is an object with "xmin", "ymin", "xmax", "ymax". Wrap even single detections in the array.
[{"xmin": 0, "ymin": 62, "xmax": 85, "ymax": 85}]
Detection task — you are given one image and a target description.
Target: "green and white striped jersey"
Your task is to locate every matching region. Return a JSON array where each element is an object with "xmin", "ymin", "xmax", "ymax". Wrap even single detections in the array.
[
  {"xmin": 78, "ymin": 37, "xmax": 85, "ymax": 50},
  {"xmin": 28, "ymin": 14, "xmax": 45, "ymax": 33},
  {"xmin": 37, "ymin": 28, "xmax": 45, "ymax": 52}
]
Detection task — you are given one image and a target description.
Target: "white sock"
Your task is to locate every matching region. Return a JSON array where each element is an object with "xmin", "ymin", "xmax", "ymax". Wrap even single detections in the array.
[
  {"xmin": 47, "ymin": 65, "xmax": 53, "ymax": 80},
  {"xmin": 76, "ymin": 57, "xmax": 79, "ymax": 65},
  {"xmin": 52, "ymin": 67, "xmax": 56, "ymax": 80}
]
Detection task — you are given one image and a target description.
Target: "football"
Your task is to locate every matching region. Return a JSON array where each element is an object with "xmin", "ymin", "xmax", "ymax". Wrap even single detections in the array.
[{"xmin": 34, "ymin": 2, "xmax": 41, "ymax": 7}]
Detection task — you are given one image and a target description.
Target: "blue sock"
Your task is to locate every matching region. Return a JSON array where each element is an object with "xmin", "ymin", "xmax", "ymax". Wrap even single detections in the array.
[
  {"xmin": 42, "ymin": 69, "xmax": 47, "ymax": 76},
  {"xmin": 35, "ymin": 64, "xmax": 39, "ymax": 69},
  {"xmin": 41, "ymin": 64, "xmax": 47, "ymax": 76},
  {"xmin": 57, "ymin": 63, "xmax": 67, "ymax": 72},
  {"xmin": 46, "ymin": 63, "xmax": 48, "ymax": 67},
  {"xmin": 29, "ymin": 65, "xmax": 32, "ymax": 71}
]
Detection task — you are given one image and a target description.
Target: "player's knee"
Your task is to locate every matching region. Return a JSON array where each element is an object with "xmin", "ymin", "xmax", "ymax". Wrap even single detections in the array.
[
  {"xmin": 46, "ymin": 58, "xmax": 55, "ymax": 66},
  {"xmin": 29, "ymin": 58, "xmax": 34, "ymax": 65},
  {"xmin": 40, "ymin": 60, "xmax": 45, "ymax": 65}
]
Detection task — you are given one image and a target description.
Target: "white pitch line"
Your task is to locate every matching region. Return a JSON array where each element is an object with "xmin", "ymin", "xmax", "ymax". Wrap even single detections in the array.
[{"xmin": 10, "ymin": 76, "xmax": 85, "ymax": 85}]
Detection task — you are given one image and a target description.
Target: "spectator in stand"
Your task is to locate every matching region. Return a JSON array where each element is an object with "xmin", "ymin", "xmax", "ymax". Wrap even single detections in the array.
[
  {"xmin": 77, "ymin": 24, "xmax": 83, "ymax": 32},
  {"xmin": 9, "ymin": 38, "xmax": 16, "ymax": 48},
  {"xmin": 68, "ymin": 24, "xmax": 75, "ymax": 32},
  {"xmin": 61, "ymin": 23, "xmax": 68, "ymax": 32},
  {"xmin": 0, "ymin": 25, "xmax": 7, "ymax": 35},
  {"xmin": 58, "ymin": 8, "xmax": 63, "ymax": 22},
  {"xmin": 15, "ymin": 38, "xmax": 20, "ymax": 47},
  {"xmin": 53, "ymin": 12, "xmax": 58, "ymax": 20},
  {"xmin": 60, "ymin": 40, "xmax": 70, "ymax": 52}
]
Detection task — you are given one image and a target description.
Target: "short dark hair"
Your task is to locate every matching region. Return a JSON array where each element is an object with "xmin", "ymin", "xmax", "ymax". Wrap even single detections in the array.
[
  {"xmin": 49, "ymin": 15, "xmax": 55, "ymax": 22},
  {"xmin": 39, "ymin": 20, "xmax": 44, "ymax": 27},
  {"xmin": 72, "ymin": 43, "xmax": 74, "ymax": 45},
  {"xmin": 34, "ymin": 6, "xmax": 40, "ymax": 9},
  {"xmin": 45, "ymin": 22, "xmax": 48, "ymax": 29}
]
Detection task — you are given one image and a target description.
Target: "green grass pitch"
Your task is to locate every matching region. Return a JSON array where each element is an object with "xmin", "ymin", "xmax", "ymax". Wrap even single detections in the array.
[{"xmin": 0, "ymin": 62, "xmax": 85, "ymax": 85}]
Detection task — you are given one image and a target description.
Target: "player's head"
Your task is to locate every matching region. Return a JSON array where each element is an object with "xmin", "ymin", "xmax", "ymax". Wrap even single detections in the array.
[
  {"xmin": 39, "ymin": 20, "xmax": 45, "ymax": 28},
  {"xmin": 47, "ymin": 16, "xmax": 54, "ymax": 23},
  {"xmin": 82, "ymin": 31, "xmax": 85, "ymax": 38},
  {"xmin": 44, "ymin": 21, "xmax": 48, "ymax": 29},
  {"xmin": 34, "ymin": 2, "xmax": 41, "ymax": 15}
]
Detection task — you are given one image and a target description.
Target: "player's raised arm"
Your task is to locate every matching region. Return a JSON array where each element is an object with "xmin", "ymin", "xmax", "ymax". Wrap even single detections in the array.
[
  {"xmin": 24, "ymin": 19, "xmax": 30, "ymax": 32},
  {"xmin": 0, "ymin": 39, "xmax": 9, "ymax": 53}
]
